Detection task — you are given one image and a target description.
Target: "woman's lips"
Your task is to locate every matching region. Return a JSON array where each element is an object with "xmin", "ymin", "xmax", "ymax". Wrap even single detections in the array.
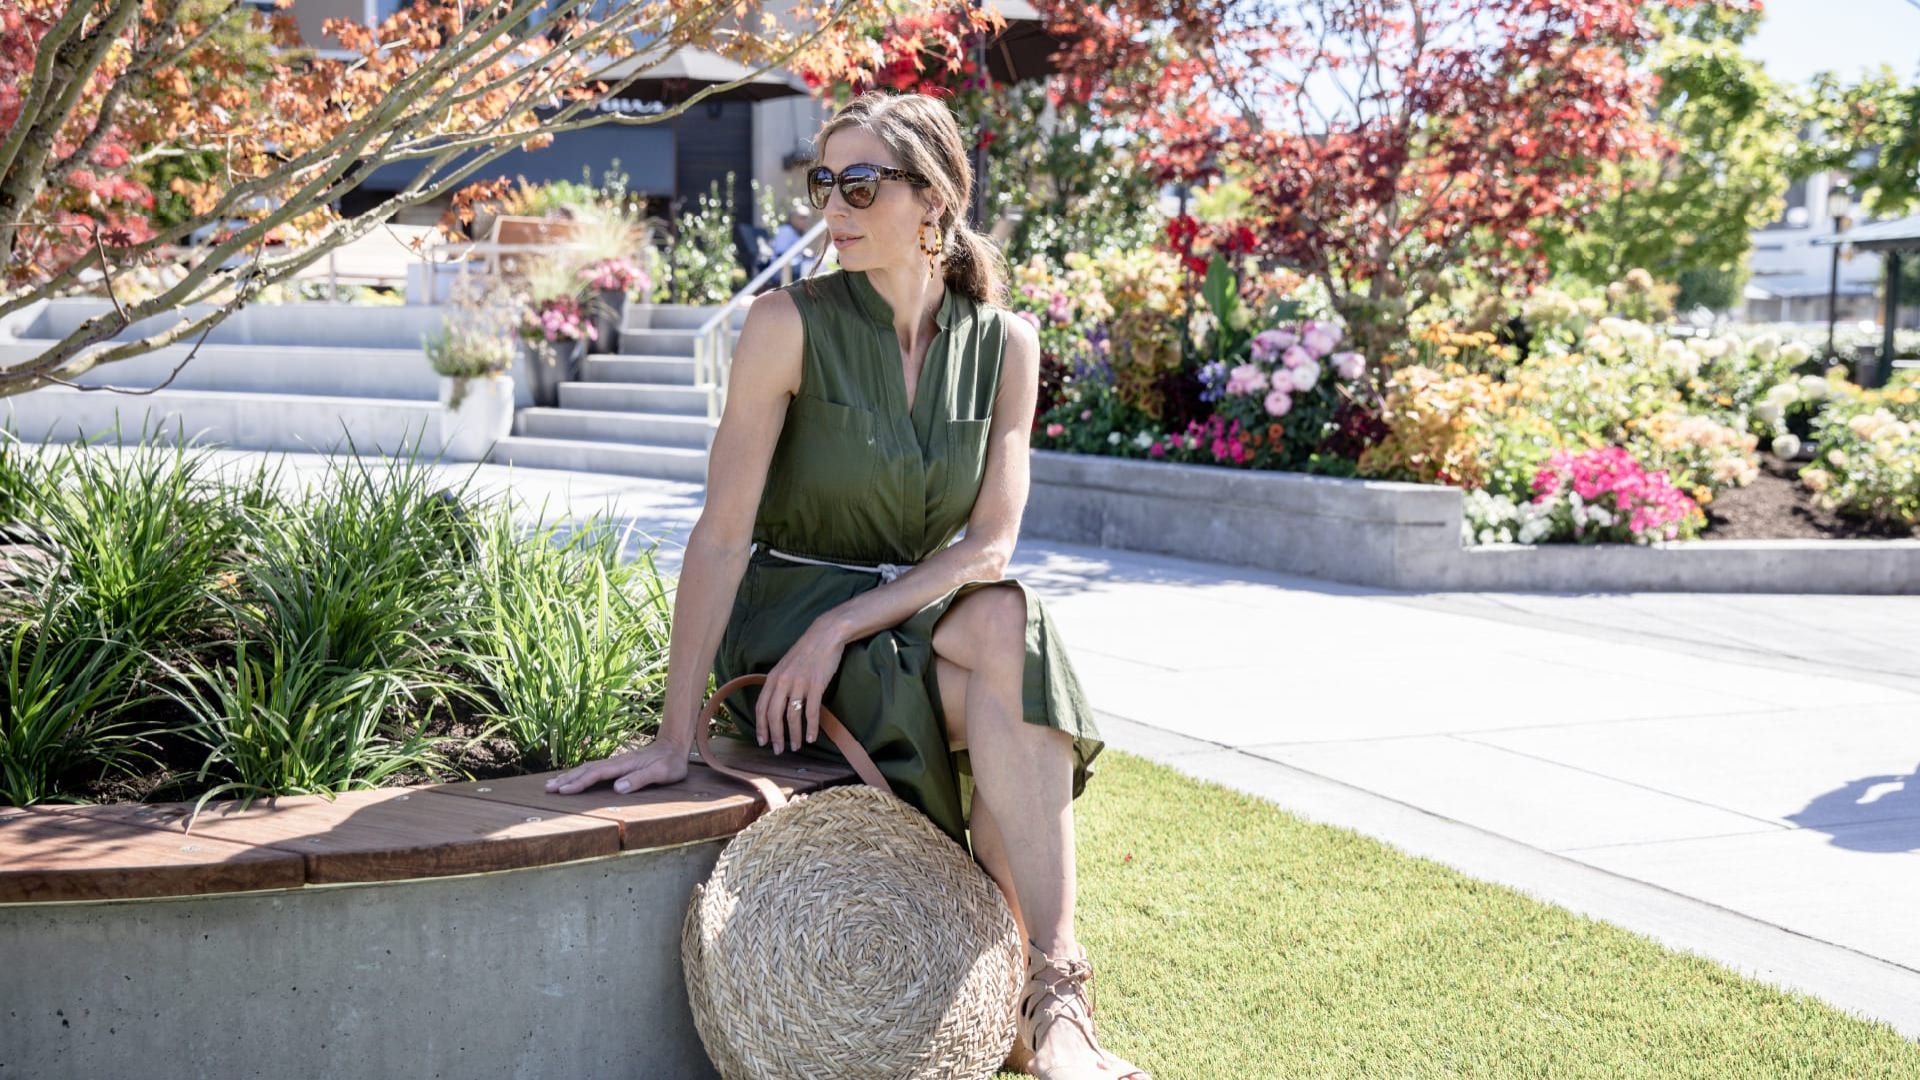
[{"xmin": 833, "ymin": 234, "xmax": 862, "ymax": 246}]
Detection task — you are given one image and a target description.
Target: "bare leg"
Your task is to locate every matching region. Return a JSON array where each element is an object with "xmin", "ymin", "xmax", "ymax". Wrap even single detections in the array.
[{"xmin": 934, "ymin": 589, "xmax": 1130, "ymax": 1076}]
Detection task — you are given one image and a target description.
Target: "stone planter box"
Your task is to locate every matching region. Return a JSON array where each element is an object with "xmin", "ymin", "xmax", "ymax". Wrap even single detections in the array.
[
  {"xmin": 0, "ymin": 737, "xmax": 854, "ymax": 1080},
  {"xmin": 1023, "ymin": 450, "xmax": 1920, "ymax": 594}
]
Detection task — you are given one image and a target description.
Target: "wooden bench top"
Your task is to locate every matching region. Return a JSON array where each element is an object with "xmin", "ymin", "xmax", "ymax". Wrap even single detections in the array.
[{"xmin": 0, "ymin": 736, "xmax": 857, "ymax": 904}]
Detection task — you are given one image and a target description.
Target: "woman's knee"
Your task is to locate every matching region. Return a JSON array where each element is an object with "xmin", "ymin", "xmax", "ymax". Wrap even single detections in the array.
[{"xmin": 933, "ymin": 583, "xmax": 1027, "ymax": 673}]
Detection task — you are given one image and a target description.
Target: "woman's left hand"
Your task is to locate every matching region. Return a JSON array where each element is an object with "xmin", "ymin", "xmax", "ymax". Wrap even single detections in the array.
[{"xmin": 755, "ymin": 617, "xmax": 849, "ymax": 754}]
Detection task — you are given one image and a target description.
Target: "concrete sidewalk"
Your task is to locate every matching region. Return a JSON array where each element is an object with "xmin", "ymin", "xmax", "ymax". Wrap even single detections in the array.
[{"xmin": 56, "ymin": 449, "xmax": 1920, "ymax": 1040}]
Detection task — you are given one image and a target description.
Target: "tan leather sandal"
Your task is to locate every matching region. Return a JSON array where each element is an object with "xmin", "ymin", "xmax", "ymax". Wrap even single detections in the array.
[{"xmin": 1014, "ymin": 938, "xmax": 1152, "ymax": 1079}]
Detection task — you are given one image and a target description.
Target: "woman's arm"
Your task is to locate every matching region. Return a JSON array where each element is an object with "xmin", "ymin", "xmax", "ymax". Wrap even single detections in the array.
[
  {"xmin": 812, "ymin": 312, "xmax": 1041, "ymax": 648},
  {"xmin": 545, "ymin": 290, "xmax": 800, "ymax": 794}
]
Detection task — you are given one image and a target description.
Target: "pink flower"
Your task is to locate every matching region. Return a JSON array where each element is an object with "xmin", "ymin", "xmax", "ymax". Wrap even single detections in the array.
[
  {"xmin": 1250, "ymin": 329, "xmax": 1297, "ymax": 363},
  {"xmin": 1263, "ymin": 387, "xmax": 1293, "ymax": 416},
  {"xmin": 1281, "ymin": 345, "xmax": 1312, "ymax": 370},
  {"xmin": 1332, "ymin": 351, "xmax": 1367, "ymax": 381},
  {"xmin": 1079, "ymin": 408, "xmax": 1093, "ymax": 421},
  {"xmin": 1301, "ymin": 320, "xmax": 1342, "ymax": 358},
  {"xmin": 1045, "ymin": 422, "xmax": 1065, "ymax": 437},
  {"xmin": 1225, "ymin": 363, "xmax": 1269, "ymax": 396}
]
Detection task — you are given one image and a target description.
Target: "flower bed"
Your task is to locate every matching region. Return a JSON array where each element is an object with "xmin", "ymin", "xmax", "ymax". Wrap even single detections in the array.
[{"xmin": 1015, "ymin": 243, "xmax": 1919, "ymax": 553}]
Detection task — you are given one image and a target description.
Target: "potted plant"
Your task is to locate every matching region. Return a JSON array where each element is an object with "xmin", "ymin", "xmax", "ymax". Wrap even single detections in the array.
[
  {"xmin": 566, "ymin": 205, "xmax": 652, "ymax": 354},
  {"xmin": 423, "ymin": 318, "xmax": 516, "ymax": 461},
  {"xmin": 516, "ymin": 253, "xmax": 597, "ymax": 408},
  {"xmin": 580, "ymin": 255, "xmax": 648, "ymax": 354}
]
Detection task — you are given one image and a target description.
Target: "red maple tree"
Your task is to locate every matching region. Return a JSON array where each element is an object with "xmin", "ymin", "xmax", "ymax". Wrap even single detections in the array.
[{"xmin": 1046, "ymin": 0, "xmax": 1683, "ymax": 359}]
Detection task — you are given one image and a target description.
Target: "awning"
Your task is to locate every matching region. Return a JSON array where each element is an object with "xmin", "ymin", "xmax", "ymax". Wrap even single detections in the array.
[
  {"xmin": 356, "ymin": 111, "xmax": 676, "ymax": 197},
  {"xmin": 1742, "ymin": 272, "xmax": 1877, "ymax": 300},
  {"xmin": 1813, "ymin": 214, "xmax": 1920, "ymax": 253}
]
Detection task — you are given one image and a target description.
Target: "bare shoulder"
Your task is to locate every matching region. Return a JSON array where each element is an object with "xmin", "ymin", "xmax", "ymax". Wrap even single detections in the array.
[
  {"xmin": 731, "ymin": 288, "xmax": 804, "ymax": 397},
  {"xmin": 990, "ymin": 305, "xmax": 1040, "ymax": 389}
]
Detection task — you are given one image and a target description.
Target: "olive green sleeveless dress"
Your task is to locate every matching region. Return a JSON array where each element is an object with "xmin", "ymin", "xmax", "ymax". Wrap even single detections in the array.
[{"xmin": 711, "ymin": 268, "xmax": 1104, "ymax": 854}]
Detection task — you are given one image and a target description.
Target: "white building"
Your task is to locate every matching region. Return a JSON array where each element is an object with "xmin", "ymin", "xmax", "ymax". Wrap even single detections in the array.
[{"xmin": 1743, "ymin": 168, "xmax": 1884, "ymax": 324}]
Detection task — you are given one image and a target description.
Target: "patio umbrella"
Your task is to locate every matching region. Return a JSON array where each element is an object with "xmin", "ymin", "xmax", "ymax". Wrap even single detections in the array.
[
  {"xmin": 590, "ymin": 45, "xmax": 808, "ymax": 104},
  {"xmin": 968, "ymin": 1, "xmax": 1071, "ymax": 226}
]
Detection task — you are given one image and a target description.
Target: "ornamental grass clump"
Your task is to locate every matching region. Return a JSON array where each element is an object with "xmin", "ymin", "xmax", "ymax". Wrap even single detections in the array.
[{"xmin": 450, "ymin": 510, "xmax": 672, "ymax": 772}]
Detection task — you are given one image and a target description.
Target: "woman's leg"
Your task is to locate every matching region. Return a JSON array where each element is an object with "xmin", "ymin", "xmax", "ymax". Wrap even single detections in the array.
[
  {"xmin": 935, "ymin": 587, "xmax": 1132, "ymax": 1075},
  {"xmin": 931, "ymin": 588, "xmax": 1080, "ymax": 958}
]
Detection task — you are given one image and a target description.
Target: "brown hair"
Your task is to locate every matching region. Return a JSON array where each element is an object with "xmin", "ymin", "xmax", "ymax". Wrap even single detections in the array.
[{"xmin": 810, "ymin": 91, "xmax": 1007, "ymax": 308}]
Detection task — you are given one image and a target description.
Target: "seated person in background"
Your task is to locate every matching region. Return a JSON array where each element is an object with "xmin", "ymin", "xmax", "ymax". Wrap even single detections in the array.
[{"xmin": 770, "ymin": 199, "xmax": 815, "ymax": 260}]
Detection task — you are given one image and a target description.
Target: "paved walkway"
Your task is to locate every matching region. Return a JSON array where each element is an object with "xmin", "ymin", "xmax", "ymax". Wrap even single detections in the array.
[{"xmin": 73, "ymin": 449, "xmax": 1920, "ymax": 1040}]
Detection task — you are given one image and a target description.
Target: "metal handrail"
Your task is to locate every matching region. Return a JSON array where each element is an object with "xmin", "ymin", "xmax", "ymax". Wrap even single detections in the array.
[{"xmin": 692, "ymin": 218, "xmax": 833, "ymax": 423}]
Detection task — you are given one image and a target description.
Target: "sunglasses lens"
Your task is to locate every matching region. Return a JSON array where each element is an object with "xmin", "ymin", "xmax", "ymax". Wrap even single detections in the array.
[
  {"xmin": 805, "ymin": 168, "xmax": 832, "ymax": 209},
  {"xmin": 842, "ymin": 166, "xmax": 879, "ymax": 208}
]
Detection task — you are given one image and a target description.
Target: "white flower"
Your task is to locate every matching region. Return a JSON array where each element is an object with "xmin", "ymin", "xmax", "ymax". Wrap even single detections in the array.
[
  {"xmin": 1289, "ymin": 360, "xmax": 1321, "ymax": 392},
  {"xmin": 1587, "ymin": 506, "xmax": 1614, "ymax": 528},
  {"xmin": 1228, "ymin": 306, "xmax": 1251, "ymax": 331},
  {"xmin": 1780, "ymin": 340, "xmax": 1813, "ymax": 365},
  {"xmin": 1754, "ymin": 401, "xmax": 1785, "ymax": 428},
  {"xmin": 1748, "ymin": 333, "xmax": 1780, "ymax": 359},
  {"xmin": 1796, "ymin": 374, "xmax": 1830, "ymax": 401},
  {"xmin": 1133, "ymin": 431, "xmax": 1154, "ymax": 449},
  {"xmin": 1770, "ymin": 433, "xmax": 1802, "ymax": 460},
  {"xmin": 1763, "ymin": 382, "xmax": 1800, "ymax": 409},
  {"xmin": 1107, "ymin": 431, "xmax": 1123, "ymax": 446}
]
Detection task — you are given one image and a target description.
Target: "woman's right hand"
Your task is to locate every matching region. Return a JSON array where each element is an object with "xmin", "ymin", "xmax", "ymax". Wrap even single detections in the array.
[{"xmin": 543, "ymin": 741, "xmax": 691, "ymax": 796}]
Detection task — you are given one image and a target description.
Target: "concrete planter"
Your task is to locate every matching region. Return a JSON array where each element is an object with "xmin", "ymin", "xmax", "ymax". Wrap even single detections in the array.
[
  {"xmin": 0, "ymin": 740, "xmax": 857, "ymax": 1080},
  {"xmin": 436, "ymin": 374, "xmax": 515, "ymax": 461},
  {"xmin": 0, "ymin": 840, "xmax": 727, "ymax": 1080},
  {"xmin": 1022, "ymin": 450, "xmax": 1920, "ymax": 594}
]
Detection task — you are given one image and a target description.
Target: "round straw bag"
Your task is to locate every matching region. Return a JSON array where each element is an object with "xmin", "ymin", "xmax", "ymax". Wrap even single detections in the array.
[{"xmin": 681, "ymin": 673, "xmax": 1024, "ymax": 1080}]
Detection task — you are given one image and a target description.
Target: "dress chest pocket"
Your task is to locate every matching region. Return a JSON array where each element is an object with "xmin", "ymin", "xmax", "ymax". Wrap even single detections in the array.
[
  {"xmin": 768, "ymin": 394, "xmax": 880, "ymax": 501},
  {"xmin": 934, "ymin": 417, "xmax": 993, "ymax": 513}
]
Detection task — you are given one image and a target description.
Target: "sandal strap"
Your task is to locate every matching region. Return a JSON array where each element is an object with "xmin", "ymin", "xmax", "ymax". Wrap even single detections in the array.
[{"xmin": 1019, "ymin": 945, "xmax": 1101, "ymax": 1054}]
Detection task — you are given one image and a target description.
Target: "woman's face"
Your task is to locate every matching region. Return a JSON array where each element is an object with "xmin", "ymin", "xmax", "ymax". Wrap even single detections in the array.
[{"xmin": 815, "ymin": 126, "xmax": 937, "ymax": 275}]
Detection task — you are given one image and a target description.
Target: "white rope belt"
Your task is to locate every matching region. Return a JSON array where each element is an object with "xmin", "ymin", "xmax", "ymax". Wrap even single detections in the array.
[{"xmin": 759, "ymin": 544, "xmax": 914, "ymax": 584}]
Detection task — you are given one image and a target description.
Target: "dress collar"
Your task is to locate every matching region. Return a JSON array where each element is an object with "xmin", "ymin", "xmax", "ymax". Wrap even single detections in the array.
[{"xmin": 848, "ymin": 268, "xmax": 957, "ymax": 332}]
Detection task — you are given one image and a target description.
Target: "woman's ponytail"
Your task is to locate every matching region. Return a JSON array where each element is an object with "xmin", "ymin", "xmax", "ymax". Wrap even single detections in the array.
[{"xmin": 942, "ymin": 220, "xmax": 1006, "ymax": 309}]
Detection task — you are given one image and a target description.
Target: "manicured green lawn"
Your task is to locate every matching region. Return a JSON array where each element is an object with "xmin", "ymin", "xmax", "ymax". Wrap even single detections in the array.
[{"xmin": 1002, "ymin": 749, "xmax": 1920, "ymax": 1078}]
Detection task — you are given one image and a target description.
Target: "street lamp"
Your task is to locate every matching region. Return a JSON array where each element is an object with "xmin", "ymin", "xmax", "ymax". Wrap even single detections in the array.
[{"xmin": 1825, "ymin": 184, "xmax": 1853, "ymax": 364}]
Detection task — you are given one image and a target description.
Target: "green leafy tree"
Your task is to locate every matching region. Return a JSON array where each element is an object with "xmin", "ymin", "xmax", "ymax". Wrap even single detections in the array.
[
  {"xmin": 1797, "ymin": 68, "xmax": 1920, "ymax": 218},
  {"xmin": 1540, "ymin": 2, "xmax": 1795, "ymax": 297}
]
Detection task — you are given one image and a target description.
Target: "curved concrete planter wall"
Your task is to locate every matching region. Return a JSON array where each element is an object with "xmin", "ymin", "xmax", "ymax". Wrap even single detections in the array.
[
  {"xmin": 1023, "ymin": 450, "xmax": 1920, "ymax": 594},
  {"xmin": 0, "ymin": 738, "xmax": 854, "ymax": 1080}
]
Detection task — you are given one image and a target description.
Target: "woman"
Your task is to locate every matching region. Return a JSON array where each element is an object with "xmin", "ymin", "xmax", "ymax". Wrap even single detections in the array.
[{"xmin": 543, "ymin": 91, "xmax": 1149, "ymax": 1080}]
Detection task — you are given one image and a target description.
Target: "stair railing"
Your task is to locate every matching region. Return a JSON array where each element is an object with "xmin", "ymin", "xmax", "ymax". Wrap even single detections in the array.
[{"xmin": 692, "ymin": 218, "xmax": 833, "ymax": 424}]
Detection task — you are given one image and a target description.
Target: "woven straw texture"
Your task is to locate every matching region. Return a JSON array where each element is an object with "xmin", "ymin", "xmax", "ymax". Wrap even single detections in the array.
[{"xmin": 681, "ymin": 782, "xmax": 1023, "ymax": 1080}]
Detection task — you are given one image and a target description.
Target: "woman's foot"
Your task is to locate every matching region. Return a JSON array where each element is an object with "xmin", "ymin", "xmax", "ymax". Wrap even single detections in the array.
[{"xmin": 1016, "ymin": 938, "xmax": 1151, "ymax": 1079}]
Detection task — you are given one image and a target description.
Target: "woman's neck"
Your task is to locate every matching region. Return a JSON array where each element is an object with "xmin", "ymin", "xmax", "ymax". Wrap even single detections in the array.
[{"xmin": 863, "ymin": 264, "xmax": 945, "ymax": 350}]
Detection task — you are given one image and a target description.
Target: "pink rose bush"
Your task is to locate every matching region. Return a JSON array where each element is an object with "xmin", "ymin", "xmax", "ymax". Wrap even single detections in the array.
[{"xmin": 579, "ymin": 257, "xmax": 649, "ymax": 295}]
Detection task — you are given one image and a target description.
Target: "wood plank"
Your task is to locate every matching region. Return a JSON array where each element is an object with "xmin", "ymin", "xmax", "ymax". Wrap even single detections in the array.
[
  {"xmin": 429, "ymin": 739, "xmax": 860, "ymax": 851},
  {"xmin": 36, "ymin": 789, "xmax": 621, "ymax": 885},
  {"xmin": 0, "ymin": 811, "xmax": 304, "ymax": 903}
]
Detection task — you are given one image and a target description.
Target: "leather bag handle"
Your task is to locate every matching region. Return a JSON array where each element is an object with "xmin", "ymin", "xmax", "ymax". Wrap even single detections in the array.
[{"xmin": 693, "ymin": 673, "xmax": 895, "ymax": 811}]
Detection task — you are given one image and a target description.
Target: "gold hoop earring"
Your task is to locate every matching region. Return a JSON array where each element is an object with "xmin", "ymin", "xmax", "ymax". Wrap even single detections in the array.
[{"xmin": 918, "ymin": 221, "xmax": 942, "ymax": 276}]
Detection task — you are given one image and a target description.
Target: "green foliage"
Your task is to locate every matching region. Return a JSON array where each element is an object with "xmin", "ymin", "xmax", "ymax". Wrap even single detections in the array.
[
  {"xmin": 663, "ymin": 174, "xmax": 746, "ymax": 305},
  {"xmin": 1798, "ymin": 69, "xmax": 1920, "ymax": 218},
  {"xmin": 0, "ymin": 437, "xmax": 683, "ymax": 808},
  {"xmin": 451, "ymin": 513, "xmax": 672, "ymax": 772},
  {"xmin": 988, "ymin": 85, "xmax": 1165, "ymax": 267},
  {"xmin": 0, "ymin": 585, "xmax": 145, "ymax": 807},
  {"xmin": 1540, "ymin": 6, "xmax": 1796, "ymax": 290}
]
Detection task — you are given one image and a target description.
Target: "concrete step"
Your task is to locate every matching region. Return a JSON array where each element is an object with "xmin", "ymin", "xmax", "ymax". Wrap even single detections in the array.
[
  {"xmin": 626, "ymin": 304, "xmax": 749, "ymax": 333},
  {"xmin": 0, "ymin": 341, "xmax": 441, "ymax": 400},
  {"xmin": 558, "ymin": 382, "xmax": 711, "ymax": 416},
  {"xmin": 617, "ymin": 327, "xmax": 701, "ymax": 358},
  {"xmin": 11, "ymin": 297, "xmax": 447, "ymax": 351},
  {"xmin": 583, "ymin": 354, "xmax": 702, "ymax": 385},
  {"xmin": 514, "ymin": 407, "xmax": 714, "ymax": 450},
  {"xmin": 1, "ymin": 386, "xmax": 436, "ymax": 455},
  {"xmin": 487, "ymin": 435, "xmax": 709, "ymax": 484}
]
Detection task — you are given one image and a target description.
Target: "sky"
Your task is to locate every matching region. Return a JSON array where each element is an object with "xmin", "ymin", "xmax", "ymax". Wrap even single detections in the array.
[{"xmin": 1741, "ymin": 0, "xmax": 1920, "ymax": 85}]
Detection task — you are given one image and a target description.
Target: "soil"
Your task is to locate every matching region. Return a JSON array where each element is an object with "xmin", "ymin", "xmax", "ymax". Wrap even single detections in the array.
[{"xmin": 1700, "ymin": 453, "xmax": 1917, "ymax": 541}]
